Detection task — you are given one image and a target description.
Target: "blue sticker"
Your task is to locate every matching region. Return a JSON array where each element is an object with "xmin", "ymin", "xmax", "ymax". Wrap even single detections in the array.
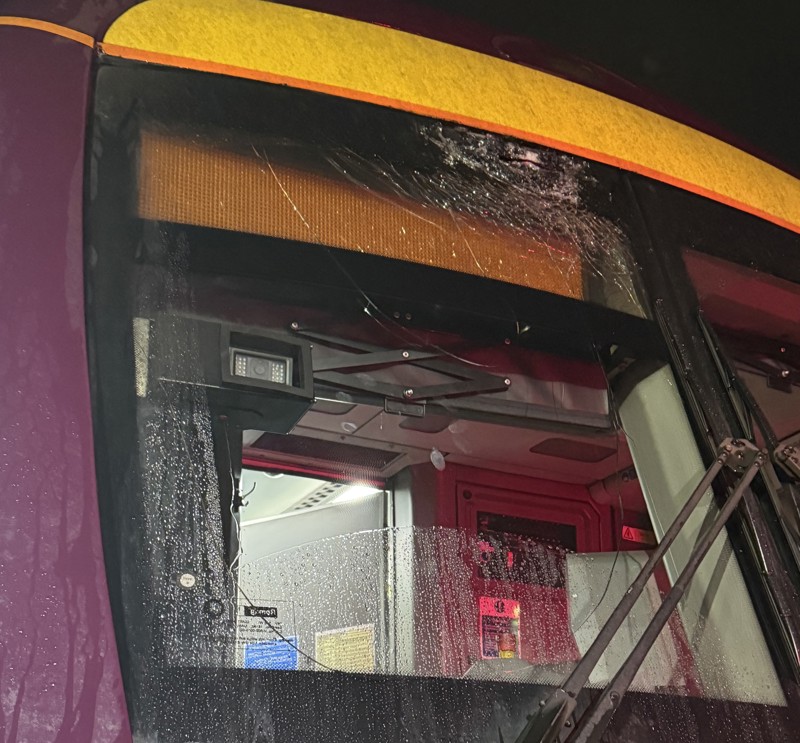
[{"xmin": 244, "ymin": 637, "xmax": 299, "ymax": 670}]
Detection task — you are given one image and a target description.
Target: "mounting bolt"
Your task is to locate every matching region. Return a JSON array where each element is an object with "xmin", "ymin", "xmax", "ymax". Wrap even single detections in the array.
[
  {"xmin": 564, "ymin": 721, "xmax": 572, "ymax": 728},
  {"xmin": 203, "ymin": 598, "xmax": 225, "ymax": 618},
  {"xmin": 504, "ymin": 378, "xmax": 512, "ymax": 386},
  {"xmin": 539, "ymin": 699, "xmax": 546, "ymax": 708},
  {"xmin": 781, "ymin": 369, "xmax": 790, "ymax": 378},
  {"xmin": 403, "ymin": 388, "xmax": 414, "ymax": 398},
  {"xmin": 178, "ymin": 572, "xmax": 196, "ymax": 589},
  {"xmin": 402, "ymin": 351, "xmax": 410, "ymax": 359},
  {"xmin": 290, "ymin": 321, "xmax": 300, "ymax": 331}
]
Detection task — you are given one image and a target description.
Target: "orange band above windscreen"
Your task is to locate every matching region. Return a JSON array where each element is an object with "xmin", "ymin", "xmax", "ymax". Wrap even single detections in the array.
[{"xmin": 104, "ymin": 0, "xmax": 800, "ymax": 236}]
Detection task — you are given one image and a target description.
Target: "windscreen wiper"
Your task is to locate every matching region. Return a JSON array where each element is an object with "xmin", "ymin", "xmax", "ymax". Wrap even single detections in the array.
[
  {"xmin": 697, "ymin": 313, "xmax": 800, "ymax": 669},
  {"xmin": 509, "ymin": 437, "xmax": 764, "ymax": 743},
  {"xmin": 773, "ymin": 434, "xmax": 800, "ymax": 549}
]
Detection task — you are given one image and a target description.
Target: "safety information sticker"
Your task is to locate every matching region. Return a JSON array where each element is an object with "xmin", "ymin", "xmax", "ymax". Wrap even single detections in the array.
[
  {"xmin": 243, "ymin": 636, "xmax": 299, "ymax": 670},
  {"xmin": 236, "ymin": 599, "xmax": 297, "ymax": 669},
  {"xmin": 315, "ymin": 624, "xmax": 375, "ymax": 673},
  {"xmin": 480, "ymin": 596, "xmax": 521, "ymax": 659}
]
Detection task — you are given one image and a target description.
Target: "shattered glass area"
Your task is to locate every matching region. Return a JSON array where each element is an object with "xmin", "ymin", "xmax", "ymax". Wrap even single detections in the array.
[
  {"xmin": 137, "ymin": 119, "xmax": 645, "ymax": 318},
  {"xmin": 324, "ymin": 123, "xmax": 644, "ymax": 315}
]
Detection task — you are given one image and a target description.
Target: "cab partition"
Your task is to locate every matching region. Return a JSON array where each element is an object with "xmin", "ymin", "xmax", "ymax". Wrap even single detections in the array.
[{"xmin": 236, "ymin": 434, "xmax": 690, "ymax": 690}]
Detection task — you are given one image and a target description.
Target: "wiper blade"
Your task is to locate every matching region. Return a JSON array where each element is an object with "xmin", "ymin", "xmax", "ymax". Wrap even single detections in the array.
[{"xmin": 509, "ymin": 438, "xmax": 764, "ymax": 743}]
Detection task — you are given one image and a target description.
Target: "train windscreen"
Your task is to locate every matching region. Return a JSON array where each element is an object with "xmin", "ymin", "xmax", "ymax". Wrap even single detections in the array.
[{"xmin": 85, "ymin": 60, "xmax": 792, "ymax": 742}]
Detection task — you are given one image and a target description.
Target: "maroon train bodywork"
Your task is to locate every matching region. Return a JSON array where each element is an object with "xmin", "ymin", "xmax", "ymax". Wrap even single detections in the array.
[{"xmin": 0, "ymin": 22, "xmax": 132, "ymax": 743}]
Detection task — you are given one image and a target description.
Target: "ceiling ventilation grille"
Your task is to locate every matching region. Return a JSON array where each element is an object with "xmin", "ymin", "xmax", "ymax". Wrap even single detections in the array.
[{"xmin": 290, "ymin": 482, "xmax": 347, "ymax": 511}]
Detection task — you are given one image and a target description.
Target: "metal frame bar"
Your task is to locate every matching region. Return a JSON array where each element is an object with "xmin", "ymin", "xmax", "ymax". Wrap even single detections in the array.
[
  {"xmin": 567, "ymin": 446, "xmax": 764, "ymax": 743},
  {"xmin": 294, "ymin": 326, "xmax": 510, "ymax": 401},
  {"xmin": 512, "ymin": 437, "xmax": 763, "ymax": 743}
]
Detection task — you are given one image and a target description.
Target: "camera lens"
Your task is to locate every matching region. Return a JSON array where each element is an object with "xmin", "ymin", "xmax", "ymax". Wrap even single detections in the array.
[{"xmin": 253, "ymin": 362, "xmax": 267, "ymax": 377}]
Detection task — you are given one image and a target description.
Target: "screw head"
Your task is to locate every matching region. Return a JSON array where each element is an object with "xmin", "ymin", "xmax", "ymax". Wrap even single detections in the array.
[
  {"xmin": 203, "ymin": 598, "xmax": 225, "ymax": 617},
  {"xmin": 402, "ymin": 350, "xmax": 410, "ymax": 359},
  {"xmin": 504, "ymin": 378, "xmax": 512, "ymax": 386},
  {"xmin": 290, "ymin": 321, "xmax": 300, "ymax": 331},
  {"xmin": 178, "ymin": 572, "xmax": 196, "ymax": 589},
  {"xmin": 403, "ymin": 388, "xmax": 414, "ymax": 398}
]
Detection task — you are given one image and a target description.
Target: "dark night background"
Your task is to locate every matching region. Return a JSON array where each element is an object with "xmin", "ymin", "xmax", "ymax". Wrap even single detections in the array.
[{"xmin": 416, "ymin": 0, "xmax": 800, "ymax": 176}]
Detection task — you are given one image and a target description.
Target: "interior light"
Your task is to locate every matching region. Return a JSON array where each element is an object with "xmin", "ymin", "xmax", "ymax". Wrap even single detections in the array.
[
  {"xmin": 331, "ymin": 485, "xmax": 382, "ymax": 504},
  {"xmin": 430, "ymin": 447, "xmax": 446, "ymax": 471}
]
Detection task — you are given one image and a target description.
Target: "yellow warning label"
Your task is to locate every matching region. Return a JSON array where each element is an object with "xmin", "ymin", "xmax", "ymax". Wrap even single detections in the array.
[{"xmin": 315, "ymin": 624, "xmax": 375, "ymax": 673}]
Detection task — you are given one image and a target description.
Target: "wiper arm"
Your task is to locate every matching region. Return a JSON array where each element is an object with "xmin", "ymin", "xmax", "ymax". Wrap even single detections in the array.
[
  {"xmin": 773, "ymin": 435, "xmax": 800, "ymax": 551},
  {"xmin": 510, "ymin": 438, "xmax": 764, "ymax": 743},
  {"xmin": 775, "ymin": 435, "xmax": 800, "ymax": 480},
  {"xmin": 697, "ymin": 314, "xmax": 800, "ymax": 670}
]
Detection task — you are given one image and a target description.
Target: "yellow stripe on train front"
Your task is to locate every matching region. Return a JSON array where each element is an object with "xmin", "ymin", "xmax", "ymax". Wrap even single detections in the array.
[{"xmin": 104, "ymin": 0, "xmax": 800, "ymax": 235}]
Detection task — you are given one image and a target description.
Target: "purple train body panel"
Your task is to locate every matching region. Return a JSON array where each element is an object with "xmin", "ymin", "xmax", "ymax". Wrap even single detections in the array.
[{"xmin": 0, "ymin": 24, "xmax": 132, "ymax": 743}]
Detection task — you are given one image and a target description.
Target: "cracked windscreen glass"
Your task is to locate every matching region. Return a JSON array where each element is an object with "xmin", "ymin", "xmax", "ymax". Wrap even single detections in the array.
[{"xmin": 86, "ymin": 63, "xmax": 790, "ymax": 742}]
